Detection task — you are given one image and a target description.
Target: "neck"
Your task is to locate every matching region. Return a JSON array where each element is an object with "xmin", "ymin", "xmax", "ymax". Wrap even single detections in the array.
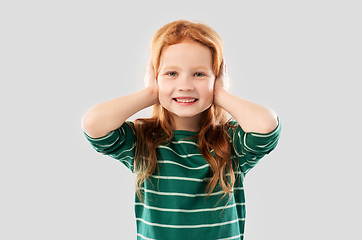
[{"xmin": 171, "ymin": 114, "xmax": 201, "ymax": 132}]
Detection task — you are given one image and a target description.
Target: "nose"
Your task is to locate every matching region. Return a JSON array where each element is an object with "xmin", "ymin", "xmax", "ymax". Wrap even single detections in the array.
[{"xmin": 177, "ymin": 76, "xmax": 194, "ymax": 91}]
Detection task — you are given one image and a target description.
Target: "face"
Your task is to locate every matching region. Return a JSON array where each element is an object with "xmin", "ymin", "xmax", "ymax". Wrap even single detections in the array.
[{"xmin": 157, "ymin": 40, "xmax": 215, "ymax": 127}]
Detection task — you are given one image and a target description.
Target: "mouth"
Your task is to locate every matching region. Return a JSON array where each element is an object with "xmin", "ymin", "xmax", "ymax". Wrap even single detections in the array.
[{"xmin": 173, "ymin": 97, "xmax": 198, "ymax": 103}]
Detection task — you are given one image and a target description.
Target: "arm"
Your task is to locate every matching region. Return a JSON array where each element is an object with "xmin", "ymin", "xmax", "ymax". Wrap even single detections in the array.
[
  {"xmin": 82, "ymin": 60, "xmax": 158, "ymax": 138},
  {"xmin": 214, "ymin": 61, "xmax": 278, "ymax": 134}
]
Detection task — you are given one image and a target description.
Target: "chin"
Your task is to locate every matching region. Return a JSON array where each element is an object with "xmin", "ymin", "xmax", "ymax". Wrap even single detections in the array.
[{"xmin": 171, "ymin": 111, "xmax": 201, "ymax": 118}]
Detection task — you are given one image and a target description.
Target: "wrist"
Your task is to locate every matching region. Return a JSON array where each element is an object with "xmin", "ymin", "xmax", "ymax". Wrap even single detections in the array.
[{"xmin": 144, "ymin": 86, "xmax": 159, "ymax": 105}]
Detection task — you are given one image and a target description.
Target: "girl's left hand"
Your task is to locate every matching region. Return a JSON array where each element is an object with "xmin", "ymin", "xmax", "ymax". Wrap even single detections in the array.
[
  {"xmin": 214, "ymin": 59, "xmax": 230, "ymax": 91},
  {"xmin": 213, "ymin": 59, "xmax": 230, "ymax": 107}
]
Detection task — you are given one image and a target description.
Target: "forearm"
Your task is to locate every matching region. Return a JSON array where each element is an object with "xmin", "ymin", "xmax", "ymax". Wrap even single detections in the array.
[
  {"xmin": 82, "ymin": 87, "xmax": 157, "ymax": 138},
  {"xmin": 214, "ymin": 88, "xmax": 278, "ymax": 133}
]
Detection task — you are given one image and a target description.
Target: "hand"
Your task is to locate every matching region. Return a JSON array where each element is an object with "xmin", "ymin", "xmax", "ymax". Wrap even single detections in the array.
[
  {"xmin": 213, "ymin": 59, "xmax": 230, "ymax": 107},
  {"xmin": 214, "ymin": 59, "xmax": 230, "ymax": 91},
  {"xmin": 144, "ymin": 58, "xmax": 159, "ymax": 104}
]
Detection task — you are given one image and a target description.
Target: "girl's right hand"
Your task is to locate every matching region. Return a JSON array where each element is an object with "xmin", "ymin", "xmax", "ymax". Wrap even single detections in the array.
[{"xmin": 144, "ymin": 58, "xmax": 159, "ymax": 104}]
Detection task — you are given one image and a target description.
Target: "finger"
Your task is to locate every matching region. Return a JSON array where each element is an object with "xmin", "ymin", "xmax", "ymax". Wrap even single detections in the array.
[
  {"xmin": 144, "ymin": 58, "xmax": 151, "ymax": 87},
  {"xmin": 222, "ymin": 59, "xmax": 227, "ymax": 73},
  {"xmin": 218, "ymin": 59, "xmax": 226, "ymax": 77},
  {"xmin": 148, "ymin": 59, "xmax": 156, "ymax": 76},
  {"xmin": 148, "ymin": 58, "xmax": 152, "ymax": 70}
]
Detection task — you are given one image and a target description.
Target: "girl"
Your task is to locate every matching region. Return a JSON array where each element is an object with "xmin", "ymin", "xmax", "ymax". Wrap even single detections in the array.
[{"xmin": 82, "ymin": 20, "xmax": 281, "ymax": 240}]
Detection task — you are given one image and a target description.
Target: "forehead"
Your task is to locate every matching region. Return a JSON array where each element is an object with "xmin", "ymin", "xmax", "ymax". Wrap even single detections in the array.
[{"xmin": 160, "ymin": 41, "xmax": 212, "ymax": 67}]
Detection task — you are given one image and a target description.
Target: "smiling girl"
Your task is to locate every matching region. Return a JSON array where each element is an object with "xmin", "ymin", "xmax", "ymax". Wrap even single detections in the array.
[{"xmin": 82, "ymin": 20, "xmax": 281, "ymax": 240}]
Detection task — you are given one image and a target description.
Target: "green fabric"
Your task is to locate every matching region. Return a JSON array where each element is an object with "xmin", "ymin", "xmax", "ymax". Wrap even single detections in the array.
[{"xmin": 83, "ymin": 119, "xmax": 281, "ymax": 240}]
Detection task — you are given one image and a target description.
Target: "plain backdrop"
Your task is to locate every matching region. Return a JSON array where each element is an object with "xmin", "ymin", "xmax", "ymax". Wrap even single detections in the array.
[{"xmin": 1, "ymin": 0, "xmax": 361, "ymax": 239}]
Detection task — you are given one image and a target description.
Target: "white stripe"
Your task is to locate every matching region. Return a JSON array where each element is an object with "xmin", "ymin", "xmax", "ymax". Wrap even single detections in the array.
[
  {"xmin": 229, "ymin": 171, "xmax": 243, "ymax": 177},
  {"xmin": 86, "ymin": 130, "xmax": 115, "ymax": 141},
  {"xmin": 171, "ymin": 140, "xmax": 198, "ymax": 146},
  {"xmin": 114, "ymin": 142, "xmax": 136, "ymax": 158},
  {"xmin": 249, "ymin": 122, "xmax": 280, "ymax": 138},
  {"xmin": 256, "ymin": 142, "xmax": 273, "ymax": 148},
  {"xmin": 216, "ymin": 233, "xmax": 244, "ymax": 240},
  {"xmin": 157, "ymin": 145, "xmax": 202, "ymax": 158},
  {"xmin": 239, "ymin": 162, "xmax": 249, "ymax": 168},
  {"xmin": 134, "ymin": 202, "xmax": 245, "ymax": 213},
  {"xmin": 118, "ymin": 157, "xmax": 133, "ymax": 169},
  {"xmin": 136, "ymin": 233, "xmax": 156, "ymax": 240},
  {"xmin": 240, "ymin": 171, "xmax": 245, "ymax": 181},
  {"xmin": 140, "ymin": 187, "xmax": 226, "ymax": 197},
  {"xmin": 137, "ymin": 228, "xmax": 244, "ymax": 240},
  {"xmin": 244, "ymin": 156, "xmax": 258, "ymax": 164},
  {"xmin": 92, "ymin": 134, "xmax": 120, "ymax": 148},
  {"xmin": 140, "ymin": 187, "xmax": 243, "ymax": 198},
  {"xmin": 158, "ymin": 160, "xmax": 210, "ymax": 170},
  {"xmin": 116, "ymin": 155, "xmax": 133, "ymax": 160},
  {"xmin": 243, "ymin": 133, "xmax": 257, "ymax": 153},
  {"xmin": 232, "ymin": 132, "xmax": 245, "ymax": 157},
  {"xmin": 94, "ymin": 141, "xmax": 118, "ymax": 148},
  {"xmin": 149, "ymin": 171, "xmax": 243, "ymax": 183},
  {"xmin": 169, "ymin": 140, "xmax": 213, "ymax": 153},
  {"xmin": 150, "ymin": 175, "xmax": 206, "ymax": 182},
  {"xmin": 233, "ymin": 147, "xmax": 245, "ymax": 158},
  {"xmin": 136, "ymin": 217, "xmax": 245, "ymax": 229}
]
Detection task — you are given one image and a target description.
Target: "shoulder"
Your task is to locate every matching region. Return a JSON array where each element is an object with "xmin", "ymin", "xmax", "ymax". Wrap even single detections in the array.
[
  {"xmin": 226, "ymin": 117, "xmax": 281, "ymax": 135},
  {"xmin": 229, "ymin": 117, "xmax": 281, "ymax": 154},
  {"xmin": 124, "ymin": 121, "xmax": 136, "ymax": 132}
]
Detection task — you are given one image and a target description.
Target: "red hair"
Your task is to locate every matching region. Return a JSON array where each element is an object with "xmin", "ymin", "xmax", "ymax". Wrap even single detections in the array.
[{"xmin": 134, "ymin": 20, "xmax": 236, "ymax": 202}]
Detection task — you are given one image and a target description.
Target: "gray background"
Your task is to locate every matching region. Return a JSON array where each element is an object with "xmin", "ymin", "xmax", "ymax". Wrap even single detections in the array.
[{"xmin": 1, "ymin": 0, "xmax": 361, "ymax": 239}]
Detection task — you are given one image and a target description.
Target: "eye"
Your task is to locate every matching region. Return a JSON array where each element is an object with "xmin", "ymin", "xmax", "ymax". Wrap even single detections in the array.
[
  {"xmin": 194, "ymin": 72, "xmax": 206, "ymax": 77},
  {"xmin": 166, "ymin": 71, "xmax": 178, "ymax": 77}
]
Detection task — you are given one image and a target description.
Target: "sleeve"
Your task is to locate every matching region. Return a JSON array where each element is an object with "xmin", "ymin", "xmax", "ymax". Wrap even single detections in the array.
[
  {"xmin": 83, "ymin": 121, "xmax": 137, "ymax": 171},
  {"xmin": 229, "ymin": 117, "xmax": 281, "ymax": 176}
]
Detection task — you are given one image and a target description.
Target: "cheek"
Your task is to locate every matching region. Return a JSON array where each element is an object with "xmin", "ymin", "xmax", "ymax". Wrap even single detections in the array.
[
  {"xmin": 157, "ymin": 80, "xmax": 171, "ymax": 101},
  {"xmin": 203, "ymin": 77, "xmax": 215, "ymax": 91},
  {"xmin": 204, "ymin": 79, "xmax": 215, "ymax": 96},
  {"xmin": 197, "ymin": 82, "xmax": 214, "ymax": 102},
  {"xmin": 208, "ymin": 81, "xmax": 216, "ymax": 101}
]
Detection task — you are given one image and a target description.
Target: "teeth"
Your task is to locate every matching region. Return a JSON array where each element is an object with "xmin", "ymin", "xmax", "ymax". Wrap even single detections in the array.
[{"xmin": 175, "ymin": 98, "xmax": 196, "ymax": 103}]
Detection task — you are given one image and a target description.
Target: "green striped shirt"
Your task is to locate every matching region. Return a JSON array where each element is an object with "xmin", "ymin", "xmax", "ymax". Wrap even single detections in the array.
[{"xmin": 83, "ymin": 119, "xmax": 281, "ymax": 240}]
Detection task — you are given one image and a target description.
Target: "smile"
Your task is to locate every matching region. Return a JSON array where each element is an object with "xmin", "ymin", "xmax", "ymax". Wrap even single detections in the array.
[{"xmin": 173, "ymin": 98, "xmax": 198, "ymax": 103}]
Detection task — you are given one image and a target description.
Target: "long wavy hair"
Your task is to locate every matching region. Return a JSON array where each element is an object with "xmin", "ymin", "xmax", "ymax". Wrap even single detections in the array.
[{"xmin": 133, "ymin": 20, "xmax": 237, "ymax": 202}]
